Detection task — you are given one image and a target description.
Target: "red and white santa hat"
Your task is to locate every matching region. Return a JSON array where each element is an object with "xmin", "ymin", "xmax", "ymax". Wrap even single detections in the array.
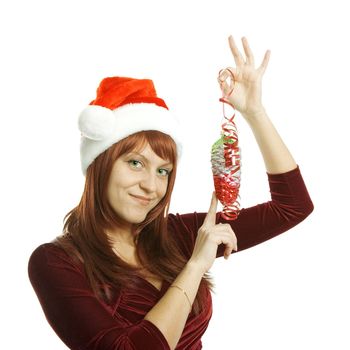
[{"xmin": 78, "ymin": 76, "xmax": 183, "ymax": 176}]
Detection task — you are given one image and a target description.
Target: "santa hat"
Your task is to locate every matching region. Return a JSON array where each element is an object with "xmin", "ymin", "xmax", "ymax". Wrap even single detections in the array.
[{"xmin": 78, "ymin": 76, "xmax": 183, "ymax": 176}]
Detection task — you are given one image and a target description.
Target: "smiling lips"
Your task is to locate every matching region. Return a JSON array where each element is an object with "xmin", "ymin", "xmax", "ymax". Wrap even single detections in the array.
[{"xmin": 130, "ymin": 194, "xmax": 152, "ymax": 205}]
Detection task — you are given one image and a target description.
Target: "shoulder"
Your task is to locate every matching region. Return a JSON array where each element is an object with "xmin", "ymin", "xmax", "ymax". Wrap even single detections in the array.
[
  {"xmin": 28, "ymin": 242, "xmax": 62, "ymax": 263},
  {"xmin": 167, "ymin": 211, "xmax": 216, "ymax": 233},
  {"xmin": 167, "ymin": 212, "xmax": 197, "ymax": 240},
  {"xmin": 167, "ymin": 212, "xmax": 201, "ymax": 230},
  {"xmin": 28, "ymin": 240, "xmax": 83, "ymax": 275},
  {"xmin": 29, "ymin": 240, "xmax": 67, "ymax": 260},
  {"xmin": 167, "ymin": 212, "xmax": 206, "ymax": 258}
]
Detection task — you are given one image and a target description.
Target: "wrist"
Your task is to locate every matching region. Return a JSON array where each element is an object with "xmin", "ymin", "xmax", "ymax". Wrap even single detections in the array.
[
  {"xmin": 242, "ymin": 106, "xmax": 267, "ymax": 122},
  {"xmin": 186, "ymin": 259, "xmax": 206, "ymax": 276}
]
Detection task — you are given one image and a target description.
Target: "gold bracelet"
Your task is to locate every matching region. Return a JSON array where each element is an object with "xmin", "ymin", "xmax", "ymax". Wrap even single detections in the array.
[{"xmin": 169, "ymin": 285, "xmax": 192, "ymax": 310}]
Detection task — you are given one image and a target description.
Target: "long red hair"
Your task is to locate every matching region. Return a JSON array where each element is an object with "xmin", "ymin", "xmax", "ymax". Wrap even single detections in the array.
[{"xmin": 53, "ymin": 130, "xmax": 214, "ymax": 315}]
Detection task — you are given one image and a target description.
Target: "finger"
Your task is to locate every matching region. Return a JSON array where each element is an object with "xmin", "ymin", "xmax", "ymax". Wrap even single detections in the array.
[
  {"xmin": 225, "ymin": 67, "xmax": 237, "ymax": 79},
  {"xmin": 228, "ymin": 35, "xmax": 245, "ymax": 66},
  {"xmin": 241, "ymin": 37, "xmax": 255, "ymax": 66},
  {"xmin": 223, "ymin": 237, "xmax": 236, "ymax": 255},
  {"xmin": 218, "ymin": 79, "xmax": 230, "ymax": 96},
  {"xmin": 203, "ymin": 191, "xmax": 218, "ymax": 226},
  {"xmin": 217, "ymin": 70, "xmax": 230, "ymax": 93},
  {"xmin": 224, "ymin": 246, "xmax": 234, "ymax": 259},
  {"xmin": 258, "ymin": 49, "xmax": 271, "ymax": 75},
  {"xmin": 214, "ymin": 225, "xmax": 238, "ymax": 251},
  {"xmin": 218, "ymin": 68, "xmax": 236, "ymax": 99}
]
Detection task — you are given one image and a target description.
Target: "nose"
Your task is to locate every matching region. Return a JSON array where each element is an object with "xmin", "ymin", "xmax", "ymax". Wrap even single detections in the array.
[{"xmin": 139, "ymin": 171, "xmax": 157, "ymax": 193}]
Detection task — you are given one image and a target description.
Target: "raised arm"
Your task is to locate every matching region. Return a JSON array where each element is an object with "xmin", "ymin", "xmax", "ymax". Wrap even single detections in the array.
[
  {"xmin": 171, "ymin": 36, "xmax": 313, "ymax": 259},
  {"xmin": 221, "ymin": 35, "xmax": 297, "ymax": 174}
]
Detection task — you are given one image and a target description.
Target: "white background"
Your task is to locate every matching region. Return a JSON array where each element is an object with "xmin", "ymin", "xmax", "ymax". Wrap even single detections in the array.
[{"xmin": 1, "ymin": 0, "xmax": 349, "ymax": 349}]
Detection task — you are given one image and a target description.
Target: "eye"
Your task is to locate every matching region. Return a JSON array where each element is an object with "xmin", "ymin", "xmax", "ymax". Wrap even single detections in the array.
[
  {"xmin": 158, "ymin": 168, "xmax": 171, "ymax": 177},
  {"xmin": 128, "ymin": 160, "xmax": 143, "ymax": 169}
]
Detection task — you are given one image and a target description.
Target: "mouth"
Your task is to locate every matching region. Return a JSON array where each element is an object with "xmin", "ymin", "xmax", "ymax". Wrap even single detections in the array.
[{"xmin": 130, "ymin": 194, "xmax": 152, "ymax": 205}]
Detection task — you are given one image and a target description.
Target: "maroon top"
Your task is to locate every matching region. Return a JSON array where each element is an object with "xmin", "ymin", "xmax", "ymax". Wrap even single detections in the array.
[{"xmin": 28, "ymin": 165, "xmax": 313, "ymax": 349}]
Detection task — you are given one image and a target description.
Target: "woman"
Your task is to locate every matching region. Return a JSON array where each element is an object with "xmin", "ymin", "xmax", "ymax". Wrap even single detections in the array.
[{"xmin": 28, "ymin": 36, "xmax": 314, "ymax": 350}]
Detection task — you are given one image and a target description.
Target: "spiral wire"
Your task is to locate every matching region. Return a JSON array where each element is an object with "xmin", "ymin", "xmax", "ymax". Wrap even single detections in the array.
[{"xmin": 211, "ymin": 68, "xmax": 241, "ymax": 220}]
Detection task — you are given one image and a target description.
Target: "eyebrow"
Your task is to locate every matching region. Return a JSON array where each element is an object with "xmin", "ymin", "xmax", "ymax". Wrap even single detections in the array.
[{"xmin": 127, "ymin": 152, "xmax": 173, "ymax": 167}]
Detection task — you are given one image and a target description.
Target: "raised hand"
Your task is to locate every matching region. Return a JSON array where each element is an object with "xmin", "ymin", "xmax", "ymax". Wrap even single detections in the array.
[
  {"xmin": 189, "ymin": 192, "xmax": 238, "ymax": 274},
  {"xmin": 219, "ymin": 35, "xmax": 271, "ymax": 121}
]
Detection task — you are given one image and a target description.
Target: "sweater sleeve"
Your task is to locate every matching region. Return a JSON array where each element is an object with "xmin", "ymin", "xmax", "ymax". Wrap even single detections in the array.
[
  {"xmin": 28, "ymin": 243, "xmax": 170, "ymax": 350},
  {"xmin": 168, "ymin": 165, "xmax": 314, "ymax": 258}
]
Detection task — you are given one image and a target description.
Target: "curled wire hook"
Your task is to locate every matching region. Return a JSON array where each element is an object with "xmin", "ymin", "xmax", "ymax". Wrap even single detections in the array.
[
  {"xmin": 218, "ymin": 68, "xmax": 235, "ymax": 102},
  {"xmin": 217, "ymin": 68, "xmax": 236, "ymax": 120}
]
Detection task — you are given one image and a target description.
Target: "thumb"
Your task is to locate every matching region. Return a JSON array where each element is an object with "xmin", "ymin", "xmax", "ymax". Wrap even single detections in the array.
[{"xmin": 203, "ymin": 191, "xmax": 218, "ymax": 227}]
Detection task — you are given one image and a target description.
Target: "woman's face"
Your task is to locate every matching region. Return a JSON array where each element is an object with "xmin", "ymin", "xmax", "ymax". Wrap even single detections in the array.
[{"xmin": 106, "ymin": 142, "xmax": 173, "ymax": 226}]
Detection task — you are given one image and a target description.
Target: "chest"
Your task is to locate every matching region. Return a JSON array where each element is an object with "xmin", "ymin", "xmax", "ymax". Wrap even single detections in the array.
[
  {"xmin": 112, "ymin": 246, "xmax": 163, "ymax": 291},
  {"xmin": 140, "ymin": 273, "xmax": 163, "ymax": 291}
]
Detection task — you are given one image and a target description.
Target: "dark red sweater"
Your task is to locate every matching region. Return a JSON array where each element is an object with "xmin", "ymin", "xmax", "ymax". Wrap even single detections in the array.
[{"xmin": 28, "ymin": 165, "xmax": 313, "ymax": 349}]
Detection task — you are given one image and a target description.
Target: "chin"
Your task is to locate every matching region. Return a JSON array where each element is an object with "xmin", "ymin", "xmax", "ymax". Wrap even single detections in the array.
[
  {"xmin": 126, "ymin": 212, "xmax": 149, "ymax": 225},
  {"xmin": 117, "ymin": 205, "xmax": 156, "ymax": 225},
  {"xmin": 131, "ymin": 217, "xmax": 147, "ymax": 224}
]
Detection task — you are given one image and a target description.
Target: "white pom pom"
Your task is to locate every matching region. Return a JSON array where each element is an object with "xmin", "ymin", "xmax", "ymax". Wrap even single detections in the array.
[{"xmin": 78, "ymin": 105, "xmax": 116, "ymax": 140}]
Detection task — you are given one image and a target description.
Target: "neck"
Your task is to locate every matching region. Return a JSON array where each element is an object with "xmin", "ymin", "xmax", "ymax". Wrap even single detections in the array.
[{"xmin": 106, "ymin": 227, "xmax": 138, "ymax": 247}]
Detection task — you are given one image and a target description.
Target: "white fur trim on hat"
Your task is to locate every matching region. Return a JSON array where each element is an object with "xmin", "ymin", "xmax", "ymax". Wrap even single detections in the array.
[
  {"xmin": 79, "ymin": 103, "xmax": 183, "ymax": 176},
  {"xmin": 78, "ymin": 105, "xmax": 116, "ymax": 141}
]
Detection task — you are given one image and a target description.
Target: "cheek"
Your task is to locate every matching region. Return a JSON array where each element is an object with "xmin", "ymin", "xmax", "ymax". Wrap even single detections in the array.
[
  {"xmin": 159, "ymin": 180, "xmax": 169, "ymax": 197},
  {"xmin": 109, "ymin": 170, "xmax": 131, "ymax": 192},
  {"xmin": 107, "ymin": 178, "xmax": 124, "ymax": 203}
]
